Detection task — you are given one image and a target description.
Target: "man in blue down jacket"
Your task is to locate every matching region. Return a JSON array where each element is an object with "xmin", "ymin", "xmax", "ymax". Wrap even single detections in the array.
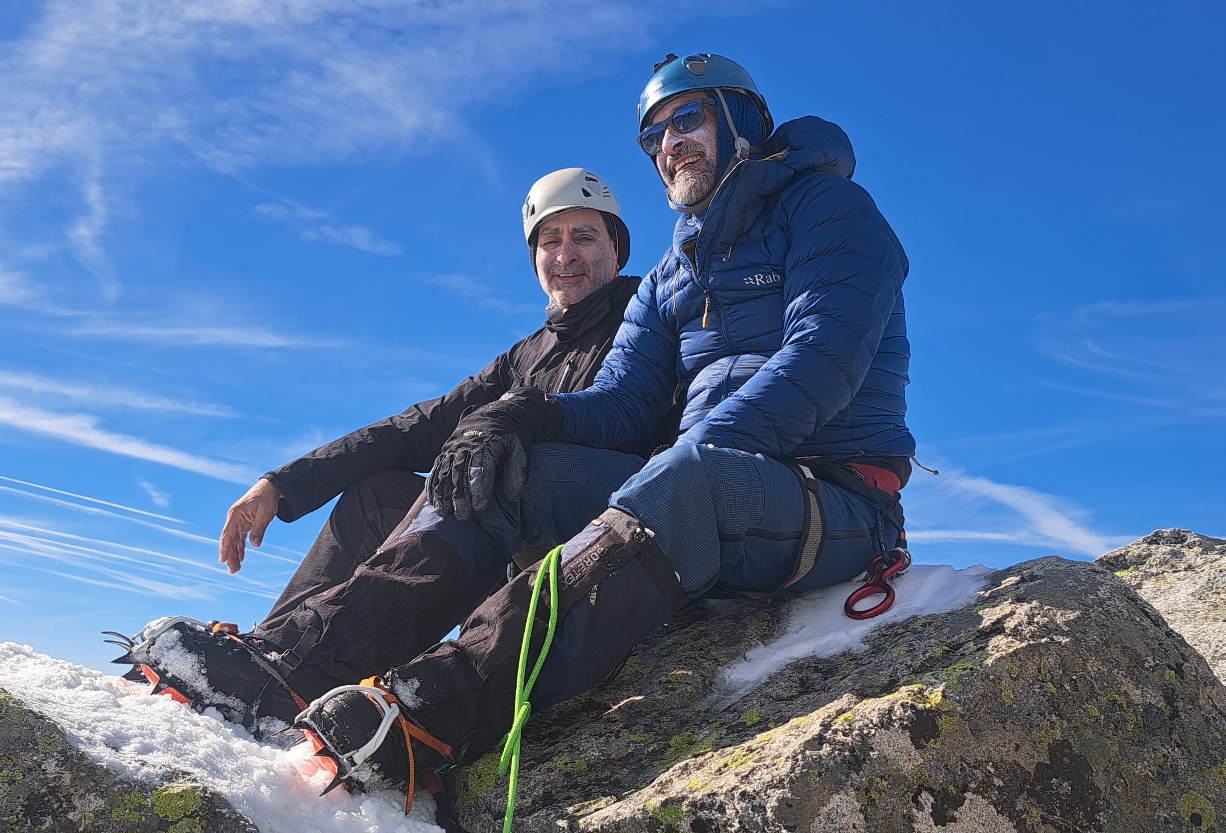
[
  {"xmin": 125, "ymin": 53, "xmax": 916, "ymax": 808},
  {"xmin": 290, "ymin": 50, "xmax": 918, "ymax": 797}
]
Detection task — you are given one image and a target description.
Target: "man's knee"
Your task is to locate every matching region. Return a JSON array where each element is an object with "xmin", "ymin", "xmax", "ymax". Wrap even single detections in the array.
[{"xmin": 330, "ymin": 469, "xmax": 425, "ymax": 537}]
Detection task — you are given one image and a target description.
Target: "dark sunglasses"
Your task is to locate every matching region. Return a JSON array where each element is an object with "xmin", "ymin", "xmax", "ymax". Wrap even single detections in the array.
[{"xmin": 637, "ymin": 99, "xmax": 716, "ymax": 156}]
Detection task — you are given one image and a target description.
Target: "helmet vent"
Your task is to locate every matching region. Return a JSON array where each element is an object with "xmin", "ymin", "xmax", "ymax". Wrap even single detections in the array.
[
  {"xmin": 653, "ymin": 53, "xmax": 679, "ymax": 73},
  {"xmin": 684, "ymin": 55, "xmax": 708, "ymax": 76}
]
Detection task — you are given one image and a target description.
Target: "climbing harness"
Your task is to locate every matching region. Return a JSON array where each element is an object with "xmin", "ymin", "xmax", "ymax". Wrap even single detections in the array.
[
  {"xmin": 500, "ymin": 544, "xmax": 562, "ymax": 833},
  {"xmin": 844, "ymin": 545, "xmax": 912, "ymax": 620}
]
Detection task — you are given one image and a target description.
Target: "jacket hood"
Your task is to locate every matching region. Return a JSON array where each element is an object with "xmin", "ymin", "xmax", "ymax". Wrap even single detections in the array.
[
  {"xmin": 760, "ymin": 116, "xmax": 855, "ymax": 180},
  {"xmin": 695, "ymin": 115, "xmax": 857, "ymax": 244}
]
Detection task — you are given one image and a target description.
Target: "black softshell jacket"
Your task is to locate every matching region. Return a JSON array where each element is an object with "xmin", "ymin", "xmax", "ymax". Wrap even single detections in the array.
[{"xmin": 265, "ymin": 277, "xmax": 642, "ymax": 523}]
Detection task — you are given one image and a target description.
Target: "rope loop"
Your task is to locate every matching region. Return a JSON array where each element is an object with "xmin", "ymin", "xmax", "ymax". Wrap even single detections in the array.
[{"xmin": 499, "ymin": 544, "xmax": 563, "ymax": 833}]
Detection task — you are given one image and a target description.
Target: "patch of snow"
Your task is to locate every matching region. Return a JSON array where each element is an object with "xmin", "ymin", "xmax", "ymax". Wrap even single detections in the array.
[
  {"xmin": 390, "ymin": 675, "xmax": 423, "ymax": 709},
  {"xmin": 709, "ymin": 564, "xmax": 990, "ymax": 706},
  {"xmin": 0, "ymin": 642, "xmax": 444, "ymax": 833}
]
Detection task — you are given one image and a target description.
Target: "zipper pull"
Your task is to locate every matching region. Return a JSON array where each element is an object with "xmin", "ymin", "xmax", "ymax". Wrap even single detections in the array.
[
  {"xmin": 556, "ymin": 360, "xmax": 575, "ymax": 394},
  {"xmin": 702, "ymin": 295, "xmax": 710, "ymax": 329}
]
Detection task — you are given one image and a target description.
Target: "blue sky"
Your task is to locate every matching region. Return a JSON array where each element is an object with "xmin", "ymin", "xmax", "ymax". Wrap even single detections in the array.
[{"xmin": 1, "ymin": 1, "xmax": 1223, "ymax": 673}]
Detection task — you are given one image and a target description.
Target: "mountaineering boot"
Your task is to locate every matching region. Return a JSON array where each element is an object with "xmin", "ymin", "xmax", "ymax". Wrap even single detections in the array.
[
  {"xmin": 290, "ymin": 678, "xmax": 455, "ymax": 814},
  {"xmin": 252, "ymin": 508, "xmax": 508, "ymax": 702},
  {"xmin": 104, "ymin": 617, "xmax": 308, "ymax": 740},
  {"xmin": 362, "ymin": 508, "xmax": 691, "ymax": 774}
]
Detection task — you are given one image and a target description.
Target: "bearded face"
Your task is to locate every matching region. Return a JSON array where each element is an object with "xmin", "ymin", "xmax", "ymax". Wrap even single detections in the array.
[{"xmin": 650, "ymin": 93, "xmax": 720, "ymax": 208}]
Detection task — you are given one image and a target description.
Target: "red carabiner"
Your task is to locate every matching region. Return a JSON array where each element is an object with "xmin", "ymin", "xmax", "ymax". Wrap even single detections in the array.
[{"xmin": 844, "ymin": 547, "xmax": 911, "ymax": 620}]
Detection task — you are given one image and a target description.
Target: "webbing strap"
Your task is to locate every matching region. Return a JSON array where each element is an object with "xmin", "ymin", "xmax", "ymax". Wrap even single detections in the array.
[
  {"xmin": 277, "ymin": 626, "xmax": 319, "ymax": 674},
  {"xmin": 358, "ymin": 675, "xmax": 457, "ymax": 816},
  {"xmin": 218, "ymin": 627, "xmax": 309, "ymax": 712},
  {"xmin": 782, "ymin": 463, "xmax": 826, "ymax": 590}
]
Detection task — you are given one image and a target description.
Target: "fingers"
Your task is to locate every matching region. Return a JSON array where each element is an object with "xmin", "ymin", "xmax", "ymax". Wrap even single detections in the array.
[
  {"xmin": 219, "ymin": 525, "xmax": 245, "ymax": 574},
  {"xmin": 427, "ymin": 454, "xmax": 457, "ymax": 517},
  {"xmin": 218, "ymin": 478, "xmax": 280, "ymax": 575},
  {"xmin": 467, "ymin": 441, "xmax": 504, "ymax": 516},
  {"xmin": 219, "ymin": 499, "xmax": 251, "ymax": 573},
  {"xmin": 249, "ymin": 512, "xmax": 272, "ymax": 548},
  {"xmin": 428, "ymin": 432, "xmax": 526, "ymax": 520},
  {"xmin": 501, "ymin": 434, "xmax": 529, "ymax": 504}
]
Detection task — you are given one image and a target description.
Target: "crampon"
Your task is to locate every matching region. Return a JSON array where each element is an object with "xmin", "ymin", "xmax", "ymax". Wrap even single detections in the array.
[
  {"xmin": 287, "ymin": 676, "xmax": 456, "ymax": 816},
  {"xmin": 104, "ymin": 616, "xmax": 308, "ymax": 741}
]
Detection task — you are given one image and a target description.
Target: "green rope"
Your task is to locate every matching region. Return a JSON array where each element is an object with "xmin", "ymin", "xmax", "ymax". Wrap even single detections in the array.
[{"xmin": 498, "ymin": 544, "xmax": 562, "ymax": 833}]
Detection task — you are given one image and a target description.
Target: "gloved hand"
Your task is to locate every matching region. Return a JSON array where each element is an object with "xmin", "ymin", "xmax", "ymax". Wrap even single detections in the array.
[{"xmin": 427, "ymin": 388, "xmax": 564, "ymax": 519}]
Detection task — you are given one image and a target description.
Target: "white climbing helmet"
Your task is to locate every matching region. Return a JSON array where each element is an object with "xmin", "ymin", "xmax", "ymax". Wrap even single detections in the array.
[{"xmin": 522, "ymin": 168, "xmax": 630, "ymax": 269}]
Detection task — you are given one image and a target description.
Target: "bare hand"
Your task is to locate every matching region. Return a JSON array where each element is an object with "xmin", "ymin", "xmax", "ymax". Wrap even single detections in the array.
[{"xmin": 220, "ymin": 478, "xmax": 281, "ymax": 574}]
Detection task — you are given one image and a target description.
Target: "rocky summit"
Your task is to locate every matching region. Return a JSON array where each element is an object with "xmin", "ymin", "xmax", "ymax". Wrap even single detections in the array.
[
  {"xmin": 453, "ymin": 554, "xmax": 1226, "ymax": 833},
  {"xmin": 1098, "ymin": 528, "xmax": 1226, "ymax": 686},
  {"xmin": 4, "ymin": 532, "xmax": 1226, "ymax": 833}
]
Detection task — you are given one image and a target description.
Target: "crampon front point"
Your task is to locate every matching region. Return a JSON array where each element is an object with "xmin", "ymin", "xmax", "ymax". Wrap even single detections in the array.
[{"xmin": 104, "ymin": 616, "xmax": 307, "ymax": 740}]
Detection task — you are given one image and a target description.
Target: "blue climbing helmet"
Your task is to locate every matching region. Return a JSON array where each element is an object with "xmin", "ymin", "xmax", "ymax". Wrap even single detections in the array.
[
  {"xmin": 638, "ymin": 54, "xmax": 774, "ymax": 211},
  {"xmin": 638, "ymin": 53, "xmax": 773, "ymax": 139}
]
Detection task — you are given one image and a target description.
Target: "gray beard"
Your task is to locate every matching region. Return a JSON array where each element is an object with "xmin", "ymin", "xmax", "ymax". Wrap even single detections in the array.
[{"xmin": 667, "ymin": 165, "xmax": 717, "ymax": 207}]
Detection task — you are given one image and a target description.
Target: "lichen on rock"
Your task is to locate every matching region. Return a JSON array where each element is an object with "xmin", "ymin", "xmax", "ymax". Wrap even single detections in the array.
[{"xmin": 447, "ymin": 552, "xmax": 1226, "ymax": 833}]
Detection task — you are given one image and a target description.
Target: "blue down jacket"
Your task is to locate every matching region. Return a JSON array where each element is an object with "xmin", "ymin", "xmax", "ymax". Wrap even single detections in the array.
[{"xmin": 555, "ymin": 116, "xmax": 914, "ymax": 462}]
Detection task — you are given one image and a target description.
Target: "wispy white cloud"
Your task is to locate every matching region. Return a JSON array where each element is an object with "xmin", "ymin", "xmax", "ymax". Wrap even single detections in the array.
[
  {"xmin": 0, "ymin": 481, "xmax": 302, "ymax": 563},
  {"xmin": 0, "ymin": 369, "xmax": 235, "ymax": 417},
  {"xmin": 0, "ymin": 1, "xmax": 656, "ymax": 185},
  {"xmin": 904, "ymin": 466, "xmax": 1131, "ymax": 558},
  {"xmin": 138, "ymin": 479, "xmax": 171, "ymax": 509},
  {"xmin": 65, "ymin": 319, "xmax": 338, "ymax": 348},
  {"xmin": 0, "ymin": 518, "xmax": 283, "ymax": 601},
  {"xmin": 421, "ymin": 272, "xmax": 541, "ymax": 316},
  {"xmin": 0, "ymin": 267, "xmax": 44, "ymax": 307},
  {"xmin": 65, "ymin": 170, "xmax": 121, "ymax": 299},
  {"xmin": 0, "ymin": 396, "xmax": 256, "ymax": 483},
  {"xmin": 254, "ymin": 203, "xmax": 327, "ymax": 223},
  {"xmin": 305, "ymin": 224, "xmax": 402, "ymax": 256},
  {"xmin": 256, "ymin": 201, "xmax": 402, "ymax": 255},
  {"xmin": 1035, "ymin": 297, "xmax": 1226, "ymax": 415},
  {"xmin": 0, "ymin": 474, "xmax": 182, "ymax": 524}
]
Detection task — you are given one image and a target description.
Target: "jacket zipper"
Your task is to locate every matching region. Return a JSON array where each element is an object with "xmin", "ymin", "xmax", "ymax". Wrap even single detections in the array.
[
  {"xmin": 555, "ymin": 359, "xmax": 575, "ymax": 394},
  {"xmin": 694, "ymin": 163, "xmax": 745, "ymax": 335}
]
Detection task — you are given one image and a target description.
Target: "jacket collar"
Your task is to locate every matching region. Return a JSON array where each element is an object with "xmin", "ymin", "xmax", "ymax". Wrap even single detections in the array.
[{"xmin": 545, "ymin": 276, "xmax": 639, "ymax": 343}]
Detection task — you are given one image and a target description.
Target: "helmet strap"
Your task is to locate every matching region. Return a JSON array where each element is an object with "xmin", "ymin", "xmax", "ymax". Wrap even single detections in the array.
[
  {"xmin": 714, "ymin": 88, "xmax": 757, "ymax": 161},
  {"xmin": 664, "ymin": 88, "xmax": 759, "ymax": 213}
]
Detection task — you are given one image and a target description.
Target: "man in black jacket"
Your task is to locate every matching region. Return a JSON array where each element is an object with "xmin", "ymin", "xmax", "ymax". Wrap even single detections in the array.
[
  {"xmin": 217, "ymin": 168, "xmax": 641, "ymax": 636},
  {"xmin": 109, "ymin": 168, "xmax": 674, "ymax": 755}
]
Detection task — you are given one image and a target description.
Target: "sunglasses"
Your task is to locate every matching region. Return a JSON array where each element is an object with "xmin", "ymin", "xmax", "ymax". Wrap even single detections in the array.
[{"xmin": 637, "ymin": 99, "xmax": 716, "ymax": 157}]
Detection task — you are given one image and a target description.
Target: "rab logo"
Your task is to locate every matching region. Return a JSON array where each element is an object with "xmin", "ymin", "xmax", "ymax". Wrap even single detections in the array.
[{"xmin": 743, "ymin": 272, "xmax": 782, "ymax": 286}]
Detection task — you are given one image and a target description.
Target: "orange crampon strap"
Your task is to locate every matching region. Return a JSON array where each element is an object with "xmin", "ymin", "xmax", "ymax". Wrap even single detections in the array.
[
  {"xmin": 360, "ymin": 676, "xmax": 456, "ymax": 815},
  {"xmin": 211, "ymin": 621, "xmax": 310, "ymax": 712}
]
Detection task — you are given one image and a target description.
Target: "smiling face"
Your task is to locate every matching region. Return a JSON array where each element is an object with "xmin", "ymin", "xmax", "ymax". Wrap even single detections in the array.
[
  {"xmin": 650, "ymin": 91, "xmax": 719, "ymax": 208},
  {"xmin": 533, "ymin": 207, "xmax": 619, "ymax": 310}
]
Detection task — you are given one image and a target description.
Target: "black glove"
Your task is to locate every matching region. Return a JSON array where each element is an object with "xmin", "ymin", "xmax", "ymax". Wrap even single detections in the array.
[{"xmin": 427, "ymin": 388, "xmax": 564, "ymax": 519}]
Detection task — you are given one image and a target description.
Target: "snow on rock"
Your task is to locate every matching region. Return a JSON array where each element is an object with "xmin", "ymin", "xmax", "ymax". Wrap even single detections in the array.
[
  {"xmin": 0, "ymin": 642, "xmax": 444, "ymax": 833},
  {"xmin": 714, "ymin": 563, "xmax": 991, "ymax": 701}
]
